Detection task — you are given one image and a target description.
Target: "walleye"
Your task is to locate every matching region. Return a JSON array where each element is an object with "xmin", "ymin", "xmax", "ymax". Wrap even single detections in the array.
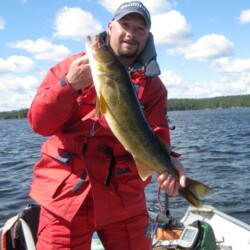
[{"xmin": 86, "ymin": 35, "xmax": 213, "ymax": 208}]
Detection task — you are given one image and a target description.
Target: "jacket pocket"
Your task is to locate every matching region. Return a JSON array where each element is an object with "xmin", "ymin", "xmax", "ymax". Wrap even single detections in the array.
[
  {"xmin": 114, "ymin": 159, "xmax": 150, "ymax": 207},
  {"xmin": 33, "ymin": 153, "xmax": 73, "ymax": 198}
]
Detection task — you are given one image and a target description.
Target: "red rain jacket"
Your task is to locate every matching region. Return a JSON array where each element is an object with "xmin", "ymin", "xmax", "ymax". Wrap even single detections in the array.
[{"xmin": 28, "ymin": 52, "xmax": 171, "ymax": 227}]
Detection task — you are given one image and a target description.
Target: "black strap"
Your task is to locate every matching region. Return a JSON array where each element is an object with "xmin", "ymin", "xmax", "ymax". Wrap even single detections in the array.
[
  {"xmin": 98, "ymin": 144, "xmax": 116, "ymax": 187},
  {"xmin": 72, "ymin": 170, "xmax": 88, "ymax": 193},
  {"xmin": 104, "ymin": 153, "xmax": 116, "ymax": 186}
]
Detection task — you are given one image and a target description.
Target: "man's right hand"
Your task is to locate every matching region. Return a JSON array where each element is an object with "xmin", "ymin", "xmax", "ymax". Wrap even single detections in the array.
[{"xmin": 67, "ymin": 54, "xmax": 93, "ymax": 91}]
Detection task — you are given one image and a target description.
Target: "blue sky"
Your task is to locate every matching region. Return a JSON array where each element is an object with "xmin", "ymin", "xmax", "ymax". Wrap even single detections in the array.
[{"xmin": 1, "ymin": 0, "xmax": 250, "ymax": 111}]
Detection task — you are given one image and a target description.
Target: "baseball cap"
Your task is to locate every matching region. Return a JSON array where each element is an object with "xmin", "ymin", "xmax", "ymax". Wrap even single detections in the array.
[{"xmin": 113, "ymin": 1, "xmax": 151, "ymax": 29}]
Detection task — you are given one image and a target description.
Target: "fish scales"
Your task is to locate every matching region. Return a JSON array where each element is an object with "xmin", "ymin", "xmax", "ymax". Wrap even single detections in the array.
[{"xmin": 86, "ymin": 35, "xmax": 213, "ymax": 208}]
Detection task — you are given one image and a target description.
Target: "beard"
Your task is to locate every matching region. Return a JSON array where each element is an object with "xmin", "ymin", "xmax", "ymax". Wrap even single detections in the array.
[{"xmin": 117, "ymin": 41, "xmax": 139, "ymax": 59}]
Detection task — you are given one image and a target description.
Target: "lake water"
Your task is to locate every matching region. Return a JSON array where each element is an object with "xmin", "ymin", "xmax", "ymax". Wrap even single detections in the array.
[{"xmin": 0, "ymin": 108, "xmax": 250, "ymax": 228}]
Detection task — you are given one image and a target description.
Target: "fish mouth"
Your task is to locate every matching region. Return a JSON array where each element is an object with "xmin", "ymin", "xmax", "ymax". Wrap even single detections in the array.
[
  {"xmin": 86, "ymin": 35, "xmax": 93, "ymax": 45},
  {"xmin": 86, "ymin": 35, "xmax": 103, "ymax": 51},
  {"xmin": 86, "ymin": 36, "xmax": 96, "ymax": 50}
]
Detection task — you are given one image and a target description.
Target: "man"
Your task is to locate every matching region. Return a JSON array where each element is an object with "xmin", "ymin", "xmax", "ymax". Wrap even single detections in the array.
[{"xmin": 28, "ymin": 1, "xmax": 186, "ymax": 249}]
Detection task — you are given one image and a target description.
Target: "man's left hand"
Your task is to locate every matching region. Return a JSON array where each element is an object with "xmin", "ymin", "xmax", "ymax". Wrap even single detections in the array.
[{"xmin": 157, "ymin": 156, "xmax": 186, "ymax": 196}]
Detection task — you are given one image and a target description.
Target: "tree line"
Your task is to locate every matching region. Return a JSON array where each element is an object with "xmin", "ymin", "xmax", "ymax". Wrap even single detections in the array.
[
  {"xmin": 0, "ymin": 108, "xmax": 29, "ymax": 120},
  {"xmin": 0, "ymin": 94, "xmax": 249, "ymax": 120},
  {"xmin": 168, "ymin": 94, "xmax": 250, "ymax": 111}
]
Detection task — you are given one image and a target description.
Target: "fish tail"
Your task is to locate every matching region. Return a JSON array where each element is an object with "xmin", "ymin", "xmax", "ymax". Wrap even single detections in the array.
[{"xmin": 179, "ymin": 178, "xmax": 213, "ymax": 208}]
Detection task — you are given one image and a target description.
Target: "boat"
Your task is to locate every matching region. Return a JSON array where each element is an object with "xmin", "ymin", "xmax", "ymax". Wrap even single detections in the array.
[
  {"xmin": 1, "ymin": 203, "xmax": 250, "ymax": 249},
  {"xmin": 150, "ymin": 205, "xmax": 250, "ymax": 249}
]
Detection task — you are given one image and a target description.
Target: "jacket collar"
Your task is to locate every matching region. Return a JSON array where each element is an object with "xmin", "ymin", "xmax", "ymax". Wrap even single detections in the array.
[{"xmin": 98, "ymin": 31, "xmax": 161, "ymax": 78}]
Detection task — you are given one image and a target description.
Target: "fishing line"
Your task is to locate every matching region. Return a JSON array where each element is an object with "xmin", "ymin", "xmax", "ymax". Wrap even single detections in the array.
[{"xmin": 151, "ymin": 185, "xmax": 164, "ymax": 240}]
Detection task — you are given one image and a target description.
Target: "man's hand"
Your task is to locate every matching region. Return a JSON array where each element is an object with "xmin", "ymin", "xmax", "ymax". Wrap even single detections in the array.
[
  {"xmin": 66, "ymin": 54, "xmax": 93, "ymax": 91},
  {"xmin": 157, "ymin": 156, "xmax": 186, "ymax": 196}
]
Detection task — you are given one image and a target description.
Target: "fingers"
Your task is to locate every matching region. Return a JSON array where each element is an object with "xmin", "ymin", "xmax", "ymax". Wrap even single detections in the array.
[
  {"xmin": 77, "ymin": 54, "xmax": 89, "ymax": 65},
  {"xmin": 66, "ymin": 54, "xmax": 93, "ymax": 90},
  {"xmin": 179, "ymin": 174, "xmax": 186, "ymax": 189},
  {"xmin": 170, "ymin": 156, "xmax": 186, "ymax": 188},
  {"xmin": 157, "ymin": 173, "xmax": 179, "ymax": 196}
]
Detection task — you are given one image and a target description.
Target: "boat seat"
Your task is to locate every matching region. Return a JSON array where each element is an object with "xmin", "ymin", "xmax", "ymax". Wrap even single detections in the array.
[{"xmin": 1, "ymin": 204, "xmax": 40, "ymax": 250}]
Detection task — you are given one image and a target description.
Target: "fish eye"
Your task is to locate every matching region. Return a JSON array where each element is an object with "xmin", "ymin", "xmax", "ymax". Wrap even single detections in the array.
[{"xmin": 100, "ymin": 44, "xmax": 108, "ymax": 50}]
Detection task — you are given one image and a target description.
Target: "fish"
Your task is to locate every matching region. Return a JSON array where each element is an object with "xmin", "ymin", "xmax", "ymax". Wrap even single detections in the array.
[{"xmin": 86, "ymin": 35, "xmax": 213, "ymax": 208}]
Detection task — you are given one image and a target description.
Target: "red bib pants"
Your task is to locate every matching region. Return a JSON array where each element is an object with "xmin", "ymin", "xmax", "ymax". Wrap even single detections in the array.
[{"xmin": 36, "ymin": 193, "xmax": 152, "ymax": 250}]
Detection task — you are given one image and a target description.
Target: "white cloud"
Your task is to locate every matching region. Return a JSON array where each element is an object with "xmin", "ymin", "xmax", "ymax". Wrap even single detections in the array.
[
  {"xmin": 98, "ymin": 1, "xmax": 188, "ymax": 45},
  {"xmin": 0, "ymin": 74, "xmax": 39, "ymax": 110},
  {"xmin": 0, "ymin": 56, "xmax": 37, "ymax": 73},
  {"xmin": 210, "ymin": 58, "xmax": 250, "ymax": 74},
  {"xmin": 151, "ymin": 10, "xmax": 192, "ymax": 45},
  {"xmin": 160, "ymin": 70, "xmax": 190, "ymax": 98},
  {"xmin": 0, "ymin": 92, "xmax": 33, "ymax": 111},
  {"xmin": 239, "ymin": 9, "xmax": 250, "ymax": 24},
  {"xmin": 184, "ymin": 34, "xmax": 234, "ymax": 61},
  {"xmin": 160, "ymin": 68, "xmax": 250, "ymax": 99},
  {"xmin": 53, "ymin": 6, "xmax": 103, "ymax": 40},
  {"xmin": 0, "ymin": 75, "xmax": 38, "ymax": 93},
  {"xmin": 19, "ymin": 0, "xmax": 28, "ymax": 4},
  {"xmin": 160, "ymin": 69, "xmax": 183, "ymax": 88},
  {"xmin": 8, "ymin": 39, "xmax": 71, "ymax": 61},
  {"xmin": 168, "ymin": 34, "xmax": 234, "ymax": 61},
  {"xmin": 0, "ymin": 58, "xmax": 16, "ymax": 73},
  {"xmin": 140, "ymin": 0, "xmax": 172, "ymax": 14},
  {"xmin": 0, "ymin": 17, "xmax": 5, "ymax": 30},
  {"xmin": 98, "ymin": 0, "xmax": 129, "ymax": 13},
  {"xmin": 98, "ymin": 0, "xmax": 172, "ymax": 14}
]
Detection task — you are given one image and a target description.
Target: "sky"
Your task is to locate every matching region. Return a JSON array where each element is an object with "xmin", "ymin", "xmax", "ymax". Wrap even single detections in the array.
[{"xmin": 0, "ymin": 0, "xmax": 250, "ymax": 111}]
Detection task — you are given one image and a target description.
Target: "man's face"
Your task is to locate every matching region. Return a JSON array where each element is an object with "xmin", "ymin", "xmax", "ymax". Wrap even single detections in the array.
[{"xmin": 108, "ymin": 13, "xmax": 149, "ymax": 65}]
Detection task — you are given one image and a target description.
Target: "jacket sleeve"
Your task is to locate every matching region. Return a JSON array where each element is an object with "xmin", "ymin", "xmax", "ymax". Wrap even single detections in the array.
[
  {"xmin": 141, "ymin": 76, "xmax": 170, "ymax": 143},
  {"xmin": 141, "ymin": 77, "xmax": 181, "ymax": 157},
  {"xmin": 28, "ymin": 53, "xmax": 84, "ymax": 136}
]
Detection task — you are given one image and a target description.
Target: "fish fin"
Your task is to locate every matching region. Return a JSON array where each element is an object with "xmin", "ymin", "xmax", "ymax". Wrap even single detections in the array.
[
  {"xmin": 95, "ymin": 93, "xmax": 106, "ymax": 117},
  {"xmin": 186, "ymin": 178, "xmax": 213, "ymax": 197},
  {"xmin": 156, "ymin": 134, "xmax": 171, "ymax": 155},
  {"xmin": 134, "ymin": 157, "xmax": 153, "ymax": 181},
  {"xmin": 179, "ymin": 188, "xmax": 202, "ymax": 208},
  {"xmin": 179, "ymin": 178, "xmax": 213, "ymax": 208},
  {"xmin": 95, "ymin": 97, "xmax": 101, "ymax": 118}
]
